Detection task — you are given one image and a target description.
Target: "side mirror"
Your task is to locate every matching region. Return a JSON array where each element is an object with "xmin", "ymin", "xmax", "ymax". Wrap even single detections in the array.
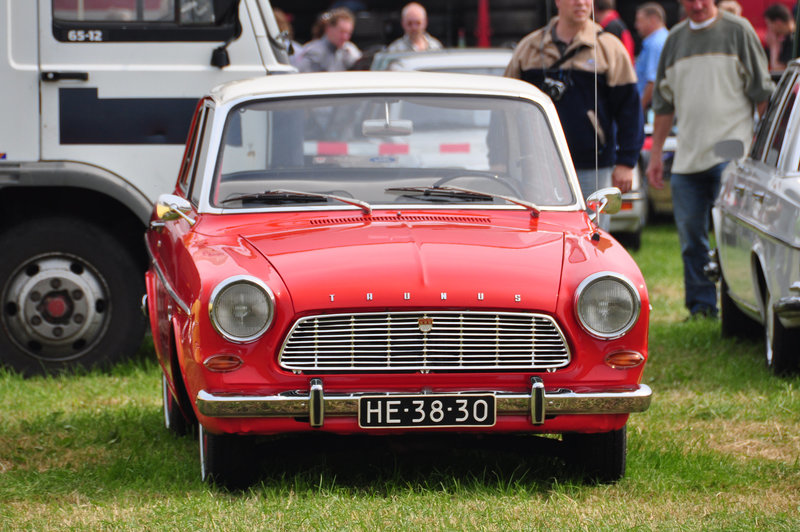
[
  {"xmin": 586, "ymin": 187, "xmax": 622, "ymax": 219},
  {"xmin": 713, "ymin": 139, "xmax": 744, "ymax": 160},
  {"xmin": 156, "ymin": 194, "xmax": 196, "ymax": 226},
  {"xmin": 211, "ymin": 45, "xmax": 230, "ymax": 68}
]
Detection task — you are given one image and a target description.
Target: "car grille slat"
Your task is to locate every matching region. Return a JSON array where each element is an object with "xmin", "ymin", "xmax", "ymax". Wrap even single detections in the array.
[{"xmin": 279, "ymin": 311, "xmax": 570, "ymax": 372}]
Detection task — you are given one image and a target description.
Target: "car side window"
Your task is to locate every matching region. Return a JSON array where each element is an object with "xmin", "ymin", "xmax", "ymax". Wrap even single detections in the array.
[
  {"xmin": 51, "ymin": 0, "xmax": 240, "ymax": 42},
  {"xmin": 750, "ymin": 71, "xmax": 796, "ymax": 161},
  {"xmin": 765, "ymin": 81, "xmax": 800, "ymax": 167}
]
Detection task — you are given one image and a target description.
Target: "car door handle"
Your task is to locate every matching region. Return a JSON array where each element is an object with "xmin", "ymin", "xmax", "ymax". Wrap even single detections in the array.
[{"xmin": 40, "ymin": 71, "xmax": 89, "ymax": 82}]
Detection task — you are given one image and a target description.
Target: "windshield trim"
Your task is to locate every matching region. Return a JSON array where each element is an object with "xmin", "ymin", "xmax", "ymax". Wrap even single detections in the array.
[{"xmin": 212, "ymin": 203, "xmax": 581, "ymax": 215}]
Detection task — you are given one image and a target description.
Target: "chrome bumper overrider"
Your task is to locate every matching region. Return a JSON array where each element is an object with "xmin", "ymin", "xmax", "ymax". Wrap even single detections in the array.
[
  {"xmin": 196, "ymin": 379, "xmax": 652, "ymax": 428},
  {"xmin": 775, "ymin": 295, "xmax": 800, "ymax": 326}
]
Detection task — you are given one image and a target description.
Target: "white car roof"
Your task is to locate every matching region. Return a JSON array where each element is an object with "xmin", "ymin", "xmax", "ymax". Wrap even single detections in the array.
[{"xmin": 209, "ymin": 71, "xmax": 547, "ymax": 108}]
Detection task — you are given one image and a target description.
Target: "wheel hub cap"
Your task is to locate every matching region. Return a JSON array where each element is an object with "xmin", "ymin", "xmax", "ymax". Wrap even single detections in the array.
[{"xmin": 3, "ymin": 254, "xmax": 110, "ymax": 361}]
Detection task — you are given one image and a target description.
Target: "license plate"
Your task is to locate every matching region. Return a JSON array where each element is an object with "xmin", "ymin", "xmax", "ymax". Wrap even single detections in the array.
[{"xmin": 358, "ymin": 394, "xmax": 496, "ymax": 428}]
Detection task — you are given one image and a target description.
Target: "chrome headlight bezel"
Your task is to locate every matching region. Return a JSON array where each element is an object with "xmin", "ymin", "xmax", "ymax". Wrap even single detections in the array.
[
  {"xmin": 575, "ymin": 272, "xmax": 641, "ymax": 340},
  {"xmin": 208, "ymin": 275, "xmax": 275, "ymax": 343}
]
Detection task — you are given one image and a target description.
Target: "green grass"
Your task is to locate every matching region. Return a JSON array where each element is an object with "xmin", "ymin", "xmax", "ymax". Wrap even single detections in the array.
[{"xmin": 1, "ymin": 223, "xmax": 798, "ymax": 530}]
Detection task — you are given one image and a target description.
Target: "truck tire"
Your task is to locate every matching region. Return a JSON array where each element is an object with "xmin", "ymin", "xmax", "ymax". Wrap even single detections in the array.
[{"xmin": 0, "ymin": 218, "xmax": 145, "ymax": 375}]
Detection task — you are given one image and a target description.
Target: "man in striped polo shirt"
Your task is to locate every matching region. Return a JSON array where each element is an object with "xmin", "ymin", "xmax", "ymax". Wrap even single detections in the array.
[{"xmin": 646, "ymin": 0, "xmax": 774, "ymax": 320}]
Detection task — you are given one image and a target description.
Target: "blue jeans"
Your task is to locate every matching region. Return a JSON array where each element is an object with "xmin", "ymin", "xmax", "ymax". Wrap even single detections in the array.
[
  {"xmin": 576, "ymin": 167, "xmax": 613, "ymax": 231},
  {"xmin": 670, "ymin": 163, "xmax": 725, "ymax": 315}
]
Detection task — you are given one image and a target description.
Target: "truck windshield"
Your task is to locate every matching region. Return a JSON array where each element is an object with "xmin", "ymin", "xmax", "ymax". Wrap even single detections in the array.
[{"xmin": 52, "ymin": 0, "xmax": 234, "ymax": 24}]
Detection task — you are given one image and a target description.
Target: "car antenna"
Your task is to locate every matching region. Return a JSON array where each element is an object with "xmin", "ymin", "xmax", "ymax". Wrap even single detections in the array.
[{"xmin": 592, "ymin": 4, "xmax": 601, "ymax": 239}]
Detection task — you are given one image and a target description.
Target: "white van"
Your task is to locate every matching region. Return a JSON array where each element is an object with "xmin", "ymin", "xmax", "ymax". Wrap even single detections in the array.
[{"xmin": 0, "ymin": 0, "xmax": 294, "ymax": 374}]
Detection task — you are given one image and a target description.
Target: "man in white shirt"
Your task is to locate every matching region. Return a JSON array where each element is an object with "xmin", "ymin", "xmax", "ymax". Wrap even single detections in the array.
[{"xmin": 646, "ymin": 0, "xmax": 773, "ymax": 319}]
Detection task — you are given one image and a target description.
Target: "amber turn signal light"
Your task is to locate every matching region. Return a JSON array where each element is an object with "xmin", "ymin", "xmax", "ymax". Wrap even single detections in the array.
[
  {"xmin": 203, "ymin": 354, "xmax": 244, "ymax": 372},
  {"xmin": 605, "ymin": 351, "xmax": 645, "ymax": 369}
]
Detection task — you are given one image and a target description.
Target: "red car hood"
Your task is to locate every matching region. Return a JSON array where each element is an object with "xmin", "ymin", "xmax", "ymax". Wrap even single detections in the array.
[{"xmin": 240, "ymin": 218, "xmax": 565, "ymax": 314}]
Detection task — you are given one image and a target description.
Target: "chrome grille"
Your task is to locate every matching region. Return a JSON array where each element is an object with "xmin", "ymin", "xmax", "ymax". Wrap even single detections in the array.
[{"xmin": 279, "ymin": 311, "xmax": 570, "ymax": 372}]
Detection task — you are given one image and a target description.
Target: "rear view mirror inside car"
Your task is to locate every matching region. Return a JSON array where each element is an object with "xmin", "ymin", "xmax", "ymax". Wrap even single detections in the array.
[{"xmin": 362, "ymin": 118, "xmax": 413, "ymax": 137}]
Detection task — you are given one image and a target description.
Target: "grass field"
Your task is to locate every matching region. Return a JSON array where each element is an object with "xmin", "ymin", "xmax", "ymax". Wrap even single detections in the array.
[{"xmin": 1, "ymin": 223, "xmax": 798, "ymax": 530}]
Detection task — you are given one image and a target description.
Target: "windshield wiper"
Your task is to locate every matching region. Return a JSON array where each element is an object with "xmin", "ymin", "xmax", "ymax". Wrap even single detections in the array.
[
  {"xmin": 222, "ymin": 189, "xmax": 372, "ymax": 215},
  {"xmin": 385, "ymin": 186, "xmax": 540, "ymax": 217},
  {"xmin": 386, "ymin": 186, "xmax": 490, "ymax": 202}
]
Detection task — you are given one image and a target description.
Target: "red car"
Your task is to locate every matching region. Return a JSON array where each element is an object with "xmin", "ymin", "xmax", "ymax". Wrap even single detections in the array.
[{"xmin": 144, "ymin": 71, "xmax": 652, "ymax": 488}]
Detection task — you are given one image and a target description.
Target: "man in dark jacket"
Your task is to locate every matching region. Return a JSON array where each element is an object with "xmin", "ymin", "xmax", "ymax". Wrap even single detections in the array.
[{"xmin": 504, "ymin": 0, "xmax": 643, "ymax": 229}]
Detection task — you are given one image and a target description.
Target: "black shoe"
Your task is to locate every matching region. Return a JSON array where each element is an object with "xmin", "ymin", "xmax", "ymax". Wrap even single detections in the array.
[{"xmin": 687, "ymin": 306, "xmax": 718, "ymax": 321}]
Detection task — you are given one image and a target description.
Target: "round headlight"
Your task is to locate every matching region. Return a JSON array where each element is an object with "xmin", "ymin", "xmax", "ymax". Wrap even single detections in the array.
[
  {"xmin": 209, "ymin": 276, "xmax": 274, "ymax": 342},
  {"xmin": 575, "ymin": 273, "xmax": 640, "ymax": 339}
]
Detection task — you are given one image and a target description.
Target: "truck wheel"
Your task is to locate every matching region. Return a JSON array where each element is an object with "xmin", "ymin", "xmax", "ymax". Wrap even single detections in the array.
[
  {"xmin": 0, "ymin": 218, "xmax": 145, "ymax": 375},
  {"xmin": 199, "ymin": 426, "xmax": 258, "ymax": 490},
  {"xmin": 564, "ymin": 426, "xmax": 627, "ymax": 483}
]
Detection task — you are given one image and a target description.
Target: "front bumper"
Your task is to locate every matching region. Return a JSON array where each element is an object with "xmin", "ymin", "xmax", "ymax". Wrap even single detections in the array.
[{"xmin": 196, "ymin": 380, "xmax": 652, "ymax": 428}]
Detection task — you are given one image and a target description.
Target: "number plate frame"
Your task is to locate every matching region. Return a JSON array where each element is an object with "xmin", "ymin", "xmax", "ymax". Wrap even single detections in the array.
[{"xmin": 358, "ymin": 394, "xmax": 496, "ymax": 428}]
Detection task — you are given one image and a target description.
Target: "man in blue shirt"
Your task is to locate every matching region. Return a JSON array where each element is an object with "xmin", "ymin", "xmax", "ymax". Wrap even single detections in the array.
[{"xmin": 634, "ymin": 2, "xmax": 669, "ymax": 110}]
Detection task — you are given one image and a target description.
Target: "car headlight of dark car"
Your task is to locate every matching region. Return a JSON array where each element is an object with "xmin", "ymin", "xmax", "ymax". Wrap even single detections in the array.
[
  {"xmin": 575, "ymin": 272, "xmax": 640, "ymax": 339},
  {"xmin": 209, "ymin": 275, "xmax": 275, "ymax": 342}
]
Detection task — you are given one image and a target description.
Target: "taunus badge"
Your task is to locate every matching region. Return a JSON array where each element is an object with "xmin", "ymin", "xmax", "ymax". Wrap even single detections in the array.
[{"xmin": 418, "ymin": 317, "xmax": 433, "ymax": 333}]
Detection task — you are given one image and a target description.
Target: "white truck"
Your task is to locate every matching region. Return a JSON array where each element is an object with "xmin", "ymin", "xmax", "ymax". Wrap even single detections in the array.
[{"xmin": 0, "ymin": 0, "xmax": 294, "ymax": 374}]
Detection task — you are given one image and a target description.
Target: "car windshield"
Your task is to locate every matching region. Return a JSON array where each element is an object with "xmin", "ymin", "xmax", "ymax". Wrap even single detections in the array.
[{"xmin": 211, "ymin": 94, "xmax": 574, "ymax": 209}]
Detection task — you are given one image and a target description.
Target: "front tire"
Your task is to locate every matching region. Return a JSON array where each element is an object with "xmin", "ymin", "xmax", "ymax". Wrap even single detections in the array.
[
  {"xmin": 162, "ymin": 373, "xmax": 192, "ymax": 436},
  {"xmin": 199, "ymin": 426, "xmax": 258, "ymax": 490},
  {"xmin": 0, "ymin": 218, "xmax": 145, "ymax": 375},
  {"xmin": 720, "ymin": 275, "xmax": 759, "ymax": 339},
  {"xmin": 564, "ymin": 426, "xmax": 627, "ymax": 483}
]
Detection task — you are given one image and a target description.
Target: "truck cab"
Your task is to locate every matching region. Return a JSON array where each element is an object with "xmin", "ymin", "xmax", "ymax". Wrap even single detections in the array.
[{"xmin": 0, "ymin": 0, "xmax": 293, "ymax": 374}]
